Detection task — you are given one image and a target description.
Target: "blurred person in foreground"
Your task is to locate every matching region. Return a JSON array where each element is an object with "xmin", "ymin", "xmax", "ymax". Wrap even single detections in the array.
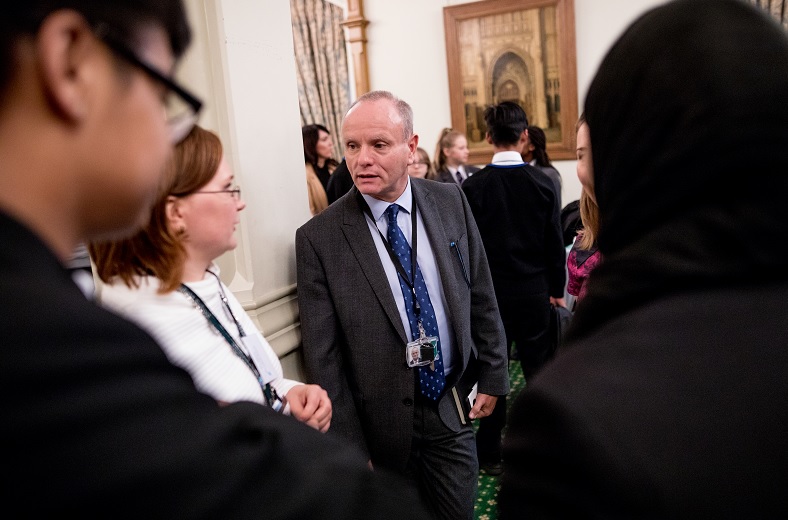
[
  {"xmin": 91, "ymin": 125, "xmax": 331, "ymax": 431},
  {"xmin": 499, "ymin": 0, "xmax": 788, "ymax": 517},
  {"xmin": 0, "ymin": 2, "xmax": 429, "ymax": 517}
]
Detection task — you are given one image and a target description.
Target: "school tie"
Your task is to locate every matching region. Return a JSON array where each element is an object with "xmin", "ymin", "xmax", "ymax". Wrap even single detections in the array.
[
  {"xmin": 385, "ymin": 204, "xmax": 446, "ymax": 400},
  {"xmin": 455, "ymin": 169, "xmax": 464, "ymax": 185}
]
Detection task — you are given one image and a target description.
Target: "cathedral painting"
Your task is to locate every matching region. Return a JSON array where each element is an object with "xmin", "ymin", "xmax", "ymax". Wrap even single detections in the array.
[{"xmin": 444, "ymin": 0, "xmax": 578, "ymax": 163}]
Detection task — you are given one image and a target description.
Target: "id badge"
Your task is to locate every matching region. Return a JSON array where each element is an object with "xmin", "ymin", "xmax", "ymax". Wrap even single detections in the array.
[
  {"xmin": 242, "ymin": 332, "xmax": 277, "ymax": 385},
  {"xmin": 406, "ymin": 335, "xmax": 439, "ymax": 368}
]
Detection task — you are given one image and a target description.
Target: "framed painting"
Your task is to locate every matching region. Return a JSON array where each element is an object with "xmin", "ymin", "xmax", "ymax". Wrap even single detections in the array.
[{"xmin": 443, "ymin": 0, "xmax": 578, "ymax": 164}]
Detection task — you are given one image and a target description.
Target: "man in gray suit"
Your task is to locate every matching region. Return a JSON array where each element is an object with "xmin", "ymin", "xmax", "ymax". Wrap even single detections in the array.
[{"xmin": 296, "ymin": 90, "xmax": 509, "ymax": 520}]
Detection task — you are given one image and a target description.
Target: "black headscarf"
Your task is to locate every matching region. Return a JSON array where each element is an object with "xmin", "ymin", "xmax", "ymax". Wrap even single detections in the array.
[{"xmin": 567, "ymin": 0, "xmax": 788, "ymax": 341}]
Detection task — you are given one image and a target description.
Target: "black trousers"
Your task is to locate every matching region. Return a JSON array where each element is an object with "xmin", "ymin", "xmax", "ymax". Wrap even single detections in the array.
[{"xmin": 476, "ymin": 290, "xmax": 551, "ymax": 463}]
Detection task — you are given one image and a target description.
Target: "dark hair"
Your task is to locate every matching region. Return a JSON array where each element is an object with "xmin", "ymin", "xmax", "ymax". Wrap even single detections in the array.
[
  {"xmin": 527, "ymin": 126, "xmax": 552, "ymax": 167},
  {"xmin": 302, "ymin": 123, "xmax": 338, "ymax": 169},
  {"xmin": 90, "ymin": 125, "xmax": 222, "ymax": 294},
  {"xmin": 0, "ymin": 1, "xmax": 191, "ymax": 94},
  {"xmin": 483, "ymin": 101, "xmax": 528, "ymax": 146}
]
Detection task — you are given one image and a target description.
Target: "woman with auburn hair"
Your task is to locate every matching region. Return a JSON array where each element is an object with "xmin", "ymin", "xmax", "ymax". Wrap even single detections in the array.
[
  {"xmin": 90, "ymin": 126, "xmax": 331, "ymax": 431},
  {"xmin": 433, "ymin": 128, "xmax": 479, "ymax": 185},
  {"xmin": 302, "ymin": 123, "xmax": 338, "ymax": 216}
]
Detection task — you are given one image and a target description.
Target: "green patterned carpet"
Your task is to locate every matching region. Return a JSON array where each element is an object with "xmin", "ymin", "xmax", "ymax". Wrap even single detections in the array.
[{"xmin": 473, "ymin": 360, "xmax": 526, "ymax": 520}]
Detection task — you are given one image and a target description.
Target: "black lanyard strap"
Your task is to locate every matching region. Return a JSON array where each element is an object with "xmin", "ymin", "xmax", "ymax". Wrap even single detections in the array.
[
  {"xmin": 358, "ymin": 190, "xmax": 422, "ymax": 318},
  {"xmin": 178, "ymin": 283, "xmax": 284, "ymax": 412}
]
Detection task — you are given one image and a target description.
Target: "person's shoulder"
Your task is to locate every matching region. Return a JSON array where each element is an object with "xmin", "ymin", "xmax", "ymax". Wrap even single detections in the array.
[
  {"xmin": 540, "ymin": 165, "xmax": 560, "ymax": 176},
  {"xmin": 434, "ymin": 167, "xmax": 454, "ymax": 183},
  {"xmin": 524, "ymin": 164, "xmax": 559, "ymax": 191},
  {"xmin": 466, "ymin": 164, "xmax": 482, "ymax": 174},
  {"xmin": 298, "ymin": 189, "xmax": 355, "ymax": 235},
  {"xmin": 414, "ymin": 176, "xmax": 461, "ymax": 198},
  {"xmin": 463, "ymin": 165, "xmax": 493, "ymax": 185},
  {"xmin": 100, "ymin": 276, "xmax": 162, "ymax": 306}
]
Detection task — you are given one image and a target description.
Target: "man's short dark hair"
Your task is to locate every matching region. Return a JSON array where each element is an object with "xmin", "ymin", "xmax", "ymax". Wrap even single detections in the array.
[
  {"xmin": 0, "ymin": 1, "xmax": 191, "ymax": 94},
  {"xmin": 484, "ymin": 101, "xmax": 529, "ymax": 147}
]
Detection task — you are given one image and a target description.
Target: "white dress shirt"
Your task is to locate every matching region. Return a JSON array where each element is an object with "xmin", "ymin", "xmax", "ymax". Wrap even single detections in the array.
[{"xmin": 361, "ymin": 178, "xmax": 456, "ymax": 375}]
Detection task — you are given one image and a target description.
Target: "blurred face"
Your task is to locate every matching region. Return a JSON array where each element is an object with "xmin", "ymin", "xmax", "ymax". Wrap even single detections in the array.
[
  {"xmin": 407, "ymin": 152, "xmax": 430, "ymax": 178},
  {"xmin": 84, "ymin": 25, "xmax": 178, "ymax": 239},
  {"xmin": 343, "ymin": 99, "xmax": 418, "ymax": 202},
  {"xmin": 316, "ymin": 130, "xmax": 334, "ymax": 162},
  {"xmin": 576, "ymin": 122, "xmax": 595, "ymax": 198},
  {"xmin": 176, "ymin": 157, "xmax": 246, "ymax": 262},
  {"xmin": 443, "ymin": 135, "xmax": 469, "ymax": 166}
]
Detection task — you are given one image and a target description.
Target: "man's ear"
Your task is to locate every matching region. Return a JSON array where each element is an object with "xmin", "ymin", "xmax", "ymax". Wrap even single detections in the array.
[
  {"xmin": 485, "ymin": 132, "xmax": 493, "ymax": 145},
  {"xmin": 36, "ymin": 10, "xmax": 100, "ymax": 123},
  {"xmin": 407, "ymin": 134, "xmax": 419, "ymax": 164}
]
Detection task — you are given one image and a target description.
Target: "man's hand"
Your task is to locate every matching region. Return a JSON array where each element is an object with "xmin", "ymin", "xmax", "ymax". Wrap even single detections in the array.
[
  {"xmin": 468, "ymin": 393, "xmax": 498, "ymax": 420},
  {"xmin": 286, "ymin": 384, "xmax": 332, "ymax": 433},
  {"xmin": 550, "ymin": 296, "xmax": 567, "ymax": 308}
]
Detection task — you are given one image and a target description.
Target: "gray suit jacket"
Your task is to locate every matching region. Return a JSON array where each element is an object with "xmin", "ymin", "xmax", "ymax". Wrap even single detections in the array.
[{"xmin": 296, "ymin": 178, "xmax": 508, "ymax": 472}]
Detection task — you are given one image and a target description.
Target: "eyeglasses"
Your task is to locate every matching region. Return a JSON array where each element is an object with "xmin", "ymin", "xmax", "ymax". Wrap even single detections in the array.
[
  {"xmin": 93, "ymin": 23, "xmax": 203, "ymax": 144},
  {"xmin": 192, "ymin": 188, "xmax": 242, "ymax": 201}
]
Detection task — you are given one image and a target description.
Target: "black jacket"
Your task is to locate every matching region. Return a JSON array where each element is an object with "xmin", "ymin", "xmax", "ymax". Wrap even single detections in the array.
[{"xmin": 1, "ymin": 210, "xmax": 430, "ymax": 518}]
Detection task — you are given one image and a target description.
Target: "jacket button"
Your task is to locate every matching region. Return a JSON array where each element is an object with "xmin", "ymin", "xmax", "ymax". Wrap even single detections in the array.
[{"xmin": 403, "ymin": 398, "xmax": 413, "ymax": 406}]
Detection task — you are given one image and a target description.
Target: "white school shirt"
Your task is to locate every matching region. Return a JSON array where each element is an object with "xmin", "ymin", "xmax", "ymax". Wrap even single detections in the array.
[
  {"xmin": 361, "ymin": 178, "xmax": 456, "ymax": 375},
  {"xmin": 99, "ymin": 266, "xmax": 300, "ymax": 408}
]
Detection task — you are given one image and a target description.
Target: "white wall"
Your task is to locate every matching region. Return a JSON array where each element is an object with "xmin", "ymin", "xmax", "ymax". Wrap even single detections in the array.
[
  {"xmin": 179, "ymin": 0, "xmax": 313, "ymax": 380},
  {"xmin": 362, "ymin": 0, "xmax": 668, "ymax": 205}
]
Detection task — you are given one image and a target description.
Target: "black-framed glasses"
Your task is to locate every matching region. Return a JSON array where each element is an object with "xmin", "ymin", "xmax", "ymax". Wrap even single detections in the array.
[
  {"xmin": 93, "ymin": 23, "xmax": 203, "ymax": 144},
  {"xmin": 192, "ymin": 188, "xmax": 242, "ymax": 201}
]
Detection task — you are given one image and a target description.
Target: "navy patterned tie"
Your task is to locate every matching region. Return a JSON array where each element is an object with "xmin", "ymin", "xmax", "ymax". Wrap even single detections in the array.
[{"xmin": 385, "ymin": 204, "xmax": 446, "ymax": 400}]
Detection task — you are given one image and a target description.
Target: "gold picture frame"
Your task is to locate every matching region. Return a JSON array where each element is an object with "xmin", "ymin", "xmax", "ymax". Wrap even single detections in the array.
[{"xmin": 443, "ymin": 0, "xmax": 578, "ymax": 164}]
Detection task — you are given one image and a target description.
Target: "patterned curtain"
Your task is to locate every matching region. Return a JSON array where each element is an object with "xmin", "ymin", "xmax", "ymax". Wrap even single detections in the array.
[
  {"xmin": 749, "ymin": 0, "xmax": 788, "ymax": 29},
  {"xmin": 291, "ymin": 0, "xmax": 351, "ymax": 159}
]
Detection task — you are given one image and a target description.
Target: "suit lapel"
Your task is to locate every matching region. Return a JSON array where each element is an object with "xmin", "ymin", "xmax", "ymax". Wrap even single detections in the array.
[
  {"xmin": 412, "ymin": 181, "xmax": 467, "ymax": 364},
  {"xmin": 341, "ymin": 188, "xmax": 409, "ymax": 344}
]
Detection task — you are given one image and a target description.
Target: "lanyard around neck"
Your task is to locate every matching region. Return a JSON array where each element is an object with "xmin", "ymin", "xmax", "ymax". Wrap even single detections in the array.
[
  {"xmin": 178, "ymin": 282, "xmax": 284, "ymax": 412},
  {"xmin": 358, "ymin": 190, "xmax": 422, "ymax": 319}
]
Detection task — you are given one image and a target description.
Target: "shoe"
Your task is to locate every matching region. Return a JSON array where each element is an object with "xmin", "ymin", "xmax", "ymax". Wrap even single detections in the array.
[{"xmin": 480, "ymin": 460, "xmax": 503, "ymax": 476}]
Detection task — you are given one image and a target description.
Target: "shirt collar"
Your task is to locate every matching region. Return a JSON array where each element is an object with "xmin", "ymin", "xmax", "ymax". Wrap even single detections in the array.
[
  {"xmin": 361, "ymin": 176, "xmax": 413, "ymax": 222},
  {"xmin": 491, "ymin": 151, "xmax": 525, "ymax": 166}
]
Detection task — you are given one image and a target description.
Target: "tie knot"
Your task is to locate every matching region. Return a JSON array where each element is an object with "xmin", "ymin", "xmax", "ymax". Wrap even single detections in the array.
[{"xmin": 385, "ymin": 204, "xmax": 400, "ymax": 224}]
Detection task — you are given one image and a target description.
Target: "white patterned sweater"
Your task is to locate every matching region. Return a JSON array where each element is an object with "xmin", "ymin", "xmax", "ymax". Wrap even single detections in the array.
[{"xmin": 99, "ymin": 267, "xmax": 300, "ymax": 410}]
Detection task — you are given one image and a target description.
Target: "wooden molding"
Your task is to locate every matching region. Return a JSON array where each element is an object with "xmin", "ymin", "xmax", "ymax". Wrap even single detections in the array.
[{"xmin": 341, "ymin": 0, "xmax": 370, "ymax": 96}]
